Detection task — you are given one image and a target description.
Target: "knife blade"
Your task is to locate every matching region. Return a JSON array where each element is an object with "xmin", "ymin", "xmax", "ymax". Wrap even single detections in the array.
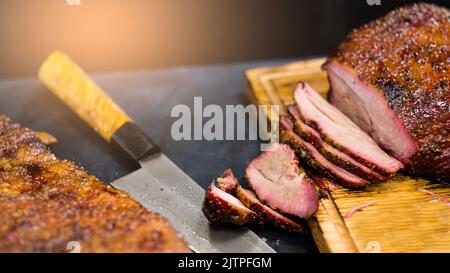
[{"xmin": 38, "ymin": 51, "xmax": 275, "ymax": 253}]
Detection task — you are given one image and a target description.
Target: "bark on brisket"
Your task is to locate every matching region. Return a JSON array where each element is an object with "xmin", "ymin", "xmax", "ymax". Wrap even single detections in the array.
[
  {"xmin": 326, "ymin": 3, "xmax": 450, "ymax": 181},
  {"xmin": 235, "ymin": 186, "xmax": 306, "ymax": 233},
  {"xmin": 203, "ymin": 168, "xmax": 307, "ymax": 233},
  {"xmin": 202, "ymin": 183, "xmax": 259, "ymax": 225},
  {"xmin": 294, "ymin": 82, "xmax": 403, "ymax": 175},
  {"xmin": 312, "ymin": 176, "xmax": 339, "ymax": 191},
  {"xmin": 287, "ymin": 104, "xmax": 388, "ymax": 182},
  {"xmin": 280, "ymin": 130, "xmax": 370, "ymax": 188}
]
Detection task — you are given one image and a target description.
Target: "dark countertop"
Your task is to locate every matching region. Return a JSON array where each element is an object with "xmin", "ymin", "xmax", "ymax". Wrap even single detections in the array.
[{"xmin": 0, "ymin": 58, "xmax": 318, "ymax": 253}]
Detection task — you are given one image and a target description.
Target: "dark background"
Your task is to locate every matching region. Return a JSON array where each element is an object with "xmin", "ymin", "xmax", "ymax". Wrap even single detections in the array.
[{"xmin": 0, "ymin": 0, "xmax": 449, "ymax": 79}]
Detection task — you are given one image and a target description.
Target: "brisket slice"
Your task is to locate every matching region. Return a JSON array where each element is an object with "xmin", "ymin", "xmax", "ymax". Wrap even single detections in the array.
[
  {"xmin": 280, "ymin": 115, "xmax": 294, "ymax": 131},
  {"xmin": 280, "ymin": 130, "xmax": 370, "ymax": 188},
  {"xmin": 215, "ymin": 168, "xmax": 239, "ymax": 194},
  {"xmin": 235, "ymin": 186, "xmax": 306, "ymax": 233},
  {"xmin": 203, "ymin": 168, "xmax": 306, "ymax": 232},
  {"xmin": 245, "ymin": 143, "xmax": 318, "ymax": 219},
  {"xmin": 294, "ymin": 82, "xmax": 403, "ymax": 175},
  {"xmin": 0, "ymin": 114, "xmax": 188, "ymax": 253},
  {"xmin": 202, "ymin": 183, "xmax": 259, "ymax": 225},
  {"xmin": 324, "ymin": 3, "xmax": 449, "ymax": 181},
  {"xmin": 280, "ymin": 116, "xmax": 341, "ymax": 190},
  {"xmin": 312, "ymin": 176, "xmax": 339, "ymax": 191},
  {"xmin": 287, "ymin": 104, "xmax": 387, "ymax": 181}
]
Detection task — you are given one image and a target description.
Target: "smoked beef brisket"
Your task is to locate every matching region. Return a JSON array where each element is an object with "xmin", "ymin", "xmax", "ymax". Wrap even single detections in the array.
[
  {"xmin": 324, "ymin": 3, "xmax": 450, "ymax": 181},
  {"xmin": 287, "ymin": 104, "xmax": 387, "ymax": 182},
  {"xmin": 294, "ymin": 83, "xmax": 403, "ymax": 175},
  {"xmin": 202, "ymin": 168, "xmax": 307, "ymax": 232}
]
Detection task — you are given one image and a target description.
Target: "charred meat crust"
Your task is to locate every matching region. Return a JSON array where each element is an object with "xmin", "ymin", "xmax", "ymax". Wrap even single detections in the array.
[
  {"xmin": 280, "ymin": 130, "xmax": 370, "ymax": 188},
  {"xmin": 326, "ymin": 3, "xmax": 450, "ymax": 181},
  {"xmin": 202, "ymin": 168, "xmax": 307, "ymax": 233},
  {"xmin": 0, "ymin": 114, "xmax": 189, "ymax": 253},
  {"xmin": 202, "ymin": 184, "xmax": 259, "ymax": 225},
  {"xmin": 214, "ymin": 168, "xmax": 239, "ymax": 194},
  {"xmin": 312, "ymin": 176, "xmax": 339, "ymax": 191},
  {"xmin": 235, "ymin": 186, "xmax": 306, "ymax": 233},
  {"xmin": 294, "ymin": 82, "xmax": 403, "ymax": 176},
  {"xmin": 287, "ymin": 104, "xmax": 388, "ymax": 182}
]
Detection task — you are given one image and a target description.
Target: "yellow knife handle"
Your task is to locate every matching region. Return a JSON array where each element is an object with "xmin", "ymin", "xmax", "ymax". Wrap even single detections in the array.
[
  {"xmin": 38, "ymin": 51, "xmax": 131, "ymax": 142},
  {"xmin": 39, "ymin": 51, "xmax": 160, "ymax": 161}
]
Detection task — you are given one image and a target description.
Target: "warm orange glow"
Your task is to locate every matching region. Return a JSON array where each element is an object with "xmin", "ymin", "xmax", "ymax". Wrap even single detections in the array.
[
  {"xmin": 1, "ymin": 0, "xmax": 289, "ymax": 78},
  {"xmin": 0, "ymin": 0, "xmax": 341, "ymax": 78}
]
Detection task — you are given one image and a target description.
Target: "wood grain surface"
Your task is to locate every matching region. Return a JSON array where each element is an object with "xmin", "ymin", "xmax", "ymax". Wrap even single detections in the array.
[{"xmin": 245, "ymin": 58, "xmax": 450, "ymax": 253}]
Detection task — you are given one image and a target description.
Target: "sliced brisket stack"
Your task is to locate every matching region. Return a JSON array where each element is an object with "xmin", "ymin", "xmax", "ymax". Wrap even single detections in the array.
[
  {"xmin": 281, "ymin": 83, "xmax": 403, "ymax": 188},
  {"xmin": 323, "ymin": 3, "xmax": 450, "ymax": 181},
  {"xmin": 294, "ymin": 83, "xmax": 403, "ymax": 176},
  {"xmin": 280, "ymin": 129, "xmax": 371, "ymax": 188},
  {"xmin": 286, "ymin": 104, "xmax": 388, "ymax": 182},
  {"xmin": 202, "ymin": 165, "xmax": 312, "ymax": 233},
  {"xmin": 203, "ymin": 3, "xmax": 449, "ymax": 234},
  {"xmin": 289, "ymin": 106, "xmax": 386, "ymax": 182},
  {"xmin": 202, "ymin": 183, "xmax": 259, "ymax": 225},
  {"xmin": 203, "ymin": 169, "xmax": 259, "ymax": 225}
]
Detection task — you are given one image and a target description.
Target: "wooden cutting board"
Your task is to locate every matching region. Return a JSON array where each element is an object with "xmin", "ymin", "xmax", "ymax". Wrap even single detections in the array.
[{"xmin": 245, "ymin": 57, "xmax": 450, "ymax": 253}]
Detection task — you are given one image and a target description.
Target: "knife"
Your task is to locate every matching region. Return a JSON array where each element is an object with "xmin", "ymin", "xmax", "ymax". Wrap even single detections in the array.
[{"xmin": 38, "ymin": 51, "xmax": 275, "ymax": 253}]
